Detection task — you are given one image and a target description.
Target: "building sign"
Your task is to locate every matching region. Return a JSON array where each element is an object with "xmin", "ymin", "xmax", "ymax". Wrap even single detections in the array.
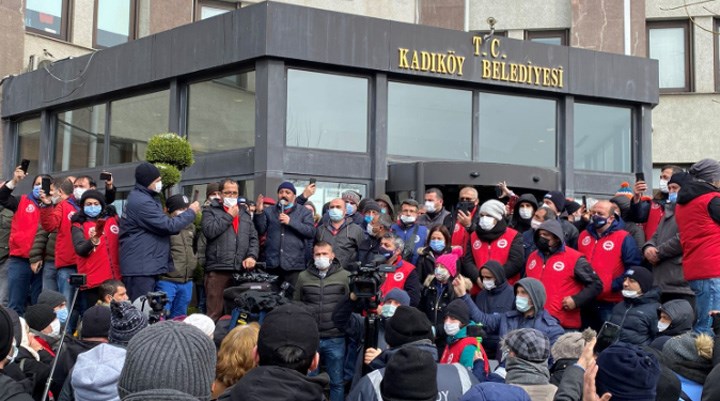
[{"xmin": 397, "ymin": 36, "xmax": 564, "ymax": 89}]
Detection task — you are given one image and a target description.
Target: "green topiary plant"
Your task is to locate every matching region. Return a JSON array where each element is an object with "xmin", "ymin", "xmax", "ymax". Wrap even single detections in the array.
[
  {"xmin": 155, "ymin": 162, "xmax": 181, "ymax": 190},
  {"xmin": 146, "ymin": 133, "xmax": 194, "ymax": 170}
]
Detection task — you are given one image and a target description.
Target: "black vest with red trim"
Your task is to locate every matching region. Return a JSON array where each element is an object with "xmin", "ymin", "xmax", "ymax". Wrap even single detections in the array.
[
  {"xmin": 525, "ymin": 248, "xmax": 584, "ymax": 328},
  {"xmin": 9, "ymin": 195, "xmax": 40, "ymax": 258},
  {"xmin": 74, "ymin": 216, "xmax": 122, "ymax": 288},
  {"xmin": 380, "ymin": 260, "xmax": 416, "ymax": 297},
  {"xmin": 676, "ymin": 192, "xmax": 720, "ymax": 281},
  {"xmin": 469, "ymin": 228, "xmax": 519, "ymax": 284},
  {"xmin": 577, "ymin": 229, "xmax": 628, "ymax": 303}
]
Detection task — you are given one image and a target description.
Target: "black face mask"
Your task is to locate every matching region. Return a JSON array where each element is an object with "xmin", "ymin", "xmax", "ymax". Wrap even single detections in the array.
[{"xmin": 536, "ymin": 236, "xmax": 553, "ymax": 253}]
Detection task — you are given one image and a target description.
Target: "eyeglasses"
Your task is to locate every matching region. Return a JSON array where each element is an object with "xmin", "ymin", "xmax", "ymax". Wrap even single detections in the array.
[
  {"xmin": 222, "ymin": 191, "xmax": 239, "ymax": 196},
  {"xmin": 459, "ymin": 198, "xmax": 475, "ymax": 202}
]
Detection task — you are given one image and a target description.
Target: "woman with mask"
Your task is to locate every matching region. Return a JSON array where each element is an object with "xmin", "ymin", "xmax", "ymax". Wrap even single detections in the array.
[
  {"xmin": 415, "ymin": 225, "xmax": 455, "ymax": 283},
  {"xmin": 71, "ymin": 190, "xmax": 121, "ymax": 312},
  {"xmin": 420, "ymin": 247, "xmax": 463, "ymax": 353}
]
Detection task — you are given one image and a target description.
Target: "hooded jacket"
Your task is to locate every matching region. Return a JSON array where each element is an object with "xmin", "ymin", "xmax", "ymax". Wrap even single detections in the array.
[
  {"xmin": 609, "ymin": 288, "xmax": 661, "ymax": 346},
  {"xmin": 650, "ymin": 299, "xmax": 695, "ymax": 350},
  {"xmin": 510, "ymin": 194, "xmax": 538, "ymax": 233},
  {"xmin": 473, "ymin": 260, "xmax": 514, "ymax": 358},
  {"xmin": 229, "ymin": 365, "xmax": 328, "ymax": 401},
  {"xmin": 644, "ymin": 202, "xmax": 693, "ymax": 296},
  {"xmin": 675, "ymin": 179, "xmax": 720, "ymax": 281},
  {"xmin": 70, "ymin": 343, "xmax": 126, "ymax": 401},
  {"xmin": 50, "ymin": 336, "xmax": 105, "ymax": 397},
  {"xmin": 293, "ymin": 260, "xmax": 350, "ymax": 338},
  {"xmin": 461, "ymin": 278, "xmax": 564, "ymax": 359}
]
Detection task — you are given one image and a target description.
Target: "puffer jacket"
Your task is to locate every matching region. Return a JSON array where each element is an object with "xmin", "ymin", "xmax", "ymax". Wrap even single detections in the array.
[
  {"xmin": 119, "ymin": 184, "xmax": 197, "ymax": 276},
  {"xmin": 651, "ymin": 299, "xmax": 695, "ymax": 351},
  {"xmin": 0, "ymin": 206, "xmax": 13, "ymax": 265},
  {"xmin": 608, "ymin": 288, "xmax": 661, "ymax": 346},
  {"xmin": 161, "ymin": 222, "xmax": 197, "ymax": 283},
  {"xmin": 29, "ymin": 225, "xmax": 56, "ymax": 264},
  {"xmin": 202, "ymin": 201, "xmax": 259, "ymax": 272},
  {"xmin": 315, "ymin": 219, "xmax": 365, "ymax": 269},
  {"xmin": 643, "ymin": 202, "xmax": 693, "ymax": 296},
  {"xmin": 254, "ymin": 203, "xmax": 315, "ymax": 271},
  {"xmin": 293, "ymin": 260, "xmax": 350, "ymax": 338}
]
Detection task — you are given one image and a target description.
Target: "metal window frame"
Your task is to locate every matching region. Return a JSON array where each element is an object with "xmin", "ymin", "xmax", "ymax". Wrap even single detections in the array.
[{"xmin": 647, "ymin": 19, "xmax": 693, "ymax": 93}]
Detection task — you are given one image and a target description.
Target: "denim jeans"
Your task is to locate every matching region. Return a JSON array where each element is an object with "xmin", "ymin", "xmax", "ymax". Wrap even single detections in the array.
[
  {"xmin": 156, "ymin": 280, "xmax": 193, "ymax": 318},
  {"xmin": 313, "ymin": 337, "xmax": 346, "ymax": 401},
  {"xmin": 0, "ymin": 259, "xmax": 9, "ymax": 306},
  {"xmin": 7, "ymin": 257, "xmax": 42, "ymax": 315},
  {"xmin": 56, "ymin": 266, "xmax": 78, "ymax": 305},
  {"xmin": 42, "ymin": 261, "xmax": 58, "ymax": 292},
  {"xmin": 689, "ymin": 278, "xmax": 720, "ymax": 335}
]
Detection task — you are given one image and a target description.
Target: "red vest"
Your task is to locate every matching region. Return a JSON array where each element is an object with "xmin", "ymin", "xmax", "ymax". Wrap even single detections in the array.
[
  {"xmin": 577, "ymin": 229, "xmax": 628, "ymax": 303},
  {"xmin": 469, "ymin": 228, "xmax": 519, "ymax": 284},
  {"xmin": 643, "ymin": 201, "xmax": 665, "ymax": 241},
  {"xmin": 9, "ymin": 195, "xmax": 40, "ymax": 258},
  {"xmin": 380, "ymin": 260, "xmax": 416, "ymax": 297},
  {"xmin": 74, "ymin": 217, "xmax": 121, "ymax": 289},
  {"xmin": 525, "ymin": 248, "xmax": 584, "ymax": 328},
  {"xmin": 451, "ymin": 209, "xmax": 477, "ymax": 253},
  {"xmin": 40, "ymin": 199, "xmax": 79, "ymax": 268},
  {"xmin": 675, "ymin": 192, "xmax": 720, "ymax": 281},
  {"xmin": 440, "ymin": 336, "xmax": 489, "ymax": 373}
]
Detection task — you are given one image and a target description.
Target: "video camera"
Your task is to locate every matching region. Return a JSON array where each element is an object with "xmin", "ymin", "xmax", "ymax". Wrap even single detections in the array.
[
  {"xmin": 349, "ymin": 256, "xmax": 397, "ymax": 299},
  {"xmin": 145, "ymin": 291, "xmax": 169, "ymax": 324}
]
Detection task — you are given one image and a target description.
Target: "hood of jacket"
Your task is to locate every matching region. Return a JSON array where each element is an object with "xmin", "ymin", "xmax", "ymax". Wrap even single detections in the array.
[
  {"xmin": 677, "ymin": 179, "xmax": 719, "ymax": 205},
  {"xmin": 72, "ymin": 343, "xmax": 126, "ymax": 401},
  {"xmin": 230, "ymin": 365, "xmax": 328, "ymax": 401},
  {"xmin": 482, "ymin": 260, "xmax": 508, "ymax": 288},
  {"xmin": 659, "ymin": 299, "xmax": 695, "ymax": 336},
  {"xmin": 375, "ymin": 194, "xmax": 395, "ymax": 216},
  {"xmin": 610, "ymin": 195, "xmax": 632, "ymax": 221},
  {"xmin": 515, "ymin": 277, "xmax": 546, "ymax": 314},
  {"xmin": 513, "ymin": 194, "xmax": 539, "ymax": 229},
  {"xmin": 533, "ymin": 219, "xmax": 566, "ymax": 257}
]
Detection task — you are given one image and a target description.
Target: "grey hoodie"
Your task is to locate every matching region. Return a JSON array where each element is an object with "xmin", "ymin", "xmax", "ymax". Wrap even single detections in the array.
[
  {"xmin": 71, "ymin": 343, "xmax": 126, "ymax": 401},
  {"xmin": 515, "ymin": 277, "xmax": 547, "ymax": 315}
]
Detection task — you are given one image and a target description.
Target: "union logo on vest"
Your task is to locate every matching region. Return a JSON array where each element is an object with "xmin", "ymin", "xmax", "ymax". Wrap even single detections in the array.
[
  {"xmin": 602, "ymin": 241, "xmax": 614, "ymax": 251},
  {"xmin": 528, "ymin": 260, "xmax": 537, "ymax": 270},
  {"xmin": 394, "ymin": 272, "xmax": 405, "ymax": 282},
  {"xmin": 473, "ymin": 240, "xmax": 481, "ymax": 250},
  {"xmin": 553, "ymin": 261, "xmax": 565, "ymax": 271},
  {"xmin": 497, "ymin": 239, "xmax": 508, "ymax": 248},
  {"xmin": 582, "ymin": 236, "xmax": 591, "ymax": 246}
]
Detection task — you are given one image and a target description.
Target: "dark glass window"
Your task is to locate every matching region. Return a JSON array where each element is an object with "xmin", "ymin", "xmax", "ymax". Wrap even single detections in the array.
[
  {"xmin": 109, "ymin": 90, "xmax": 169, "ymax": 165},
  {"xmin": 25, "ymin": 0, "xmax": 68, "ymax": 39},
  {"xmin": 94, "ymin": 0, "xmax": 135, "ymax": 48},
  {"xmin": 17, "ymin": 118, "xmax": 42, "ymax": 177},
  {"xmin": 55, "ymin": 105, "xmax": 107, "ymax": 171},
  {"xmin": 574, "ymin": 103, "xmax": 632, "ymax": 173}
]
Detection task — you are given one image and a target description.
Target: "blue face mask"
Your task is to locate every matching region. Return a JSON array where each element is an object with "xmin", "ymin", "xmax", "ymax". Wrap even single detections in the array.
[
  {"xmin": 381, "ymin": 208, "xmax": 387, "ymax": 214},
  {"xmin": 56, "ymin": 307, "xmax": 68, "ymax": 324},
  {"xmin": 380, "ymin": 247, "xmax": 394, "ymax": 260},
  {"xmin": 32, "ymin": 185, "xmax": 41, "ymax": 199},
  {"xmin": 515, "ymin": 296, "xmax": 531, "ymax": 312},
  {"xmin": 84, "ymin": 205, "xmax": 102, "ymax": 218},
  {"xmin": 591, "ymin": 215, "xmax": 608, "ymax": 228},
  {"xmin": 364, "ymin": 214, "xmax": 373, "ymax": 224},
  {"xmin": 429, "ymin": 239, "xmax": 445, "ymax": 253},
  {"xmin": 346, "ymin": 203, "xmax": 356, "ymax": 216},
  {"xmin": 668, "ymin": 192, "xmax": 678, "ymax": 203},
  {"xmin": 328, "ymin": 208, "xmax": 344, "ymax": 222}
]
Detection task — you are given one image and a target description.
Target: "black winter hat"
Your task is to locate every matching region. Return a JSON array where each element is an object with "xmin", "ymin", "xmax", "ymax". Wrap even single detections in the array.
[
  {"xmin": 381, "ymin": 347, "xmax": 437, "ymax": 401},
  {"xmin": 166, "ymin": 194, "xmax": 190, "ymax": 214},
  {"xmin": 81, "ymin": 305, "xmax": 111, "ymax": 339},
  {"xmin": 544, "ymin": 191, "xmax": 566, "ymax": 212},
  {"xmin": 384, "ymin": 306, "xmax": 434, "ymax": 348},
  {"xmin": 257, "ymin": 303, "xmax": 319, "ymax": 363},
  {"xmin": 80, "ymin": 189, "xmax": 106, "ymax": 210},
  {"xmin": 0, "ymin": 306, "xmax": 13, "ymax": 359},
  {"xmin": 135, "ymin": 162, "xmax": 161, "ymax": 188},
  {"xmin": 444, "ymin": 299, "xmax": 470, "ymax": 326},
  {"xmin": 25, "ymin": 304, "xmax": 56, "ymax": 331},
  {"xmin": 624, "ymin": 266, "xmax": 654, "ymax": 294},
  {"xmin": 110, "ymin": 301, "xmax": 148, "ymax": 346},
  {"xmin": 596, "ymin": 343, "xmax": 660, "ymax": 401},
  {"xmin": 37, "ymin": 290, "xmax": 67, "ymax": 309}
]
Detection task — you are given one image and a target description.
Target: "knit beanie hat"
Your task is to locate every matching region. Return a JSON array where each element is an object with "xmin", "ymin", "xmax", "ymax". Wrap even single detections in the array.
[
  {"xmin": 135, "ymin": 162, "xmax": 161, "ymax": 188},
  {"xmin": 2, "ymin": 306, "xmax": 21, "ymax": 346},
  {"xmin": 25, "ymin": 304, "xmax": 56, "ymax": 331},
  {"xmin": 543, "ymin": 191, "xmax": 566, "ymax": 212},
  {"xmin": 615, "ymin": 182, "xmax": 633, "ymax": 198},
  {"xmin": 0, "ymin": 306, "xmax": 13, "ymax": 359},
  {"xmin": 118, "ymin": 321, "xmax": 216, "ymax": 401},
  {"xmin": 183, "ymin": 314, "xmax": 215, "ymax": 338},
  {"xmin": 444, "ymin": 299, "xmax": 470, "ymax": 326},
  {"xmin": 384, "ymin": 306, "xmax": 434, "ymax": 347},
  {"xmin": 689, "ymin": 158, "xmax": 720, "ymax": 183},
  {"xmin": 80, "ymin": 189, "xmax": 107, "ymax": 210},
  {"xmin": 341, "ymin": 190, "xmax": 361, "ymax": 204},
  {"xmin": 596, "ymin": 343, "xmax": 660, "ymax": 401},
  {"xmin": 109, "ymin": 301, "xmax": 148, "ymax": 346},
  {"xmin": 669, "ymin": 172, "xmax": 690, "ymax": 187},
  {"xmin": 276, "ymin": 181, "xmax": 296, "ymax": 195},
  {"xmin": 37, "ymin": 290, "xmax": 67, "ymax": 309},
  {"xmin": 551, "ymin": 332, "xmax": 585, "ymax": 361},
  {"xmin": 362, "ymin": 200, "xmax": 382, "ymax": 214},
  {"xmin": 205, "ymin": 182, "xmax": 221, "ymax": 198},
  {"xmin": 380, "ymin": 347, "xmax": 437, "ymax": 401},
  {"xmin": 663, "ymin": 332, "xmax": 713, "ymax": 364},
  {"xmin": 480, "ymin": 199, "xmax": 505, "ymax": 221},
  {"xmin": 624, "ymin": 266, "xmax": 654, "ymax": 294},
  {"xmin": 384, "ymin": 288, "xmax": 411, "ymax": 307},
  {"xmin": 435, "ymin": 247, "xmax": 463, "ymax": 277},
  {"xmin": 564, "ymin": 200, "xmax": 581, "ymax": 215},
  {"xmin": 504, "ymin": 328, "xmax": 550, "ymax": 362},
  {"xmin": 81, "ymin": 305, "xmax": 111, "ymax": 339},
  {"xmin": 165, "ymin": 194, "xmax": 190, "ymax": 214}
]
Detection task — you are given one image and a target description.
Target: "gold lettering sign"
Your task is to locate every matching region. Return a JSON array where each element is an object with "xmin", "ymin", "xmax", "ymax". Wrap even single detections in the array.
[{"xmin": 397, "ymin": 37, "xmax": 564, "ymax": 89}]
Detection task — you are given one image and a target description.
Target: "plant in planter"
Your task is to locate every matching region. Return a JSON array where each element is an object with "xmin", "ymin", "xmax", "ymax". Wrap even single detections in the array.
[{"xmin": 145, "ymin": 133, "xmax": 194, "ymax": 199}]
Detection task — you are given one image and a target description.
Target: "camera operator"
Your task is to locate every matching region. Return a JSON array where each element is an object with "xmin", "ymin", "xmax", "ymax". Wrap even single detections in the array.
[
  {"xmin": 377, "ymin": 233, "xmax": 421, "ymax": 307},
  {"xmin": 358, "ymin": 213, "xmax": 393, "ymax": 266},
  {"xmin": 293, "ymin": 241, "xmax": 350, "ymax": 401},
  {"xmin": 202, "ymin": 179, "xmax": 259, "ymax": 321}
]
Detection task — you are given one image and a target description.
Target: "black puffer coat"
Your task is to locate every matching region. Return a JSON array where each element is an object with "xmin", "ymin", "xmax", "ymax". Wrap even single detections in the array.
[
  {"xmin": 293, "ymin": 260, "xmax": 350, "ymax": 338},
  {"xmin": 609, "ymin": 288, "xmax": 661, "ymax": 346},
  {"xmin": 202, "ymin": 200, "xmax": 259, "ymax": 272}
]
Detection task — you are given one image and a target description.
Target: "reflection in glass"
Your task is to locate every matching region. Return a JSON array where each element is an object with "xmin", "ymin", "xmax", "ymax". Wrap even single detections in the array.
[
  {"xmin": 530, "ymin": 37, "xmax": 562, "ymax": 46},
  {"xmin": 574, "ymin": 103, "xmax": 632, "ymax": 173},
  {"xmin": 25, "ymin": 0, "xmax": 63, "ymax": 36},
  {"xmin": 388, "ymin": 82, "xmax": 472, "ymax": 160},
  {"xmin": 17, "ymin": 119, "xmax": 41, "ymax": 177},
  {"xmin": 649, "ymin": 27, "xmax": 686, "ymax": 89},
  {"xmin": 188, "ymin": 72, "xmax": 256, "ymax": 153},
  {"xmin": 96, "ymin": 0, "xmax": 131, "ymax": 48},
  {"xmin": 479, "ymin": 93, "xmax": 556, "ymax": 167},
  {"xmin": 55, "ymin": 104, "xmax": 106, "ymax": 171},
  {"xmin": 290, "ymin": 180, "xmax": 366, "ymax": 211},
  {"xmin": 109, "ymin": 90, "xmax": 169, "ymax": 165},
  {"xmin": 286, "ymin": 70, "xmax": 368, "ymax": 152}
]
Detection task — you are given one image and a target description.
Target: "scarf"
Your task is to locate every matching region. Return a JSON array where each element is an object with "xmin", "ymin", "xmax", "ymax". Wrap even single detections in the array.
[
  {"xmin": 474, "ymin": 219, "xmax": 508, "ymax": 242},
  {"xmin": 505, "ymin": 356, "xmax": 551, "ymax": 385}
]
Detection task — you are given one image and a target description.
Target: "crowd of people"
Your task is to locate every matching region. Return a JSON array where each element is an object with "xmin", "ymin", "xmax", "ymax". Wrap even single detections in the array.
[{"xmin": 1, "ymin": 157, "xmax": 720, "ymax": 401}]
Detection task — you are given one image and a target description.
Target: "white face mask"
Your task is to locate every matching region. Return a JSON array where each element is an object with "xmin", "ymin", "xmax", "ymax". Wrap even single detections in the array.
[
  {"xmin": 424, "ymin": 201, "xmax": 437, "ymax": 213},
  {"xmin": 154, "ymin": 181, "xmax": 163, "ymax": 193},
  {"xmin": 366, "ymin": 224, "xmax": 375, "ymax": 236},
  {"xmin": 479, "ymin": 216, "xmax": 496, "ymax": 231},
  {"xmin": 518, "ymin": 207, "xmax": 533, "ymax": 220},
  {"xmin": 622, "ymin": 289, "xmax": 639, "ymax": 299},
  {"xmin": 444, "ymin": 322, "xmax": 460, "ymax": 336},
  {"xmin": 434, "ymin": 267, "xmax": 450, "ymax": 283},
  {"xmin": 659, "ymin": 179, "xmax": 669, "ymax": 194},
  {"xmin": 223, "ymin": 197, "xmax": 238, "ymax": 208},
  {"xmin": 482, "ymin": 279, "xmax": 496, "ymax": 290},
  {"xmin": 400, "ymin": 215, "xmax": 416, "ymax": 224},
  {"xmin": 314, "ymin": 256, "xmax": 331, "ymax": 270},
  {"xmin": 530, "ymin": 218, "xmax": 542, "ymax": 230},
  {"xmin": 380, "ymin": 304, "xmax": 397, "ymax": 318},
  {"xmin": 50, "ymin": 319, "xmax": 61, "ymax": 336},
  {"xmin": 73, "ymin": 187, "xmax": 87, "ymax": 200},
  {"xmin": 658, "ymin": 321, "xmax": 670, "ymax": 332}
]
